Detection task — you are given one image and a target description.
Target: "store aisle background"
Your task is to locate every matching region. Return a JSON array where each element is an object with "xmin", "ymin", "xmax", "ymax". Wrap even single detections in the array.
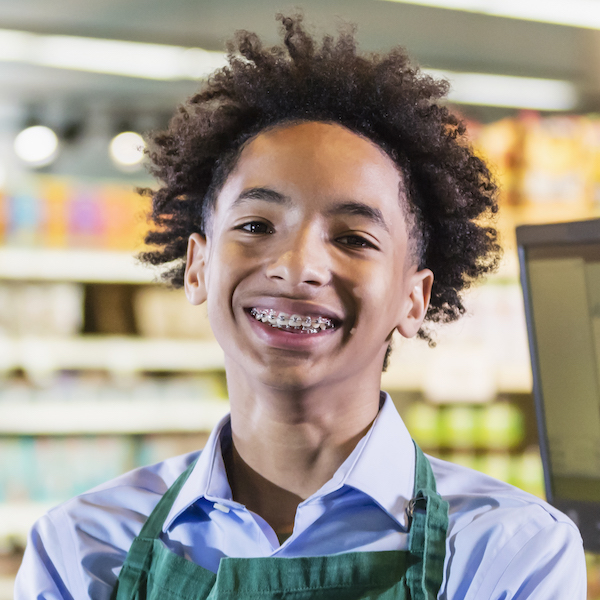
[{"xmin": 1, "ymin": 1, "xmax": 600, "ymax": 598}]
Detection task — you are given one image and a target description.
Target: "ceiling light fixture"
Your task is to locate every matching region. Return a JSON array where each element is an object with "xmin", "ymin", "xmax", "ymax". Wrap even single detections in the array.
[
  {"xmin": 109, "ymin": 131, "xmax": 146, "ymax": 169},
  {"xmin": 0, "ymin": 28, "xmax": 578, "ymax": 110},
  {"xmin": 426, "ymin": 69, "xmax": 578, "ymax": 111},
  {"xmin": 0, "ymin": 28, "xmax": 228, "ymax": 80},
  {"xmin": 378, "ymin": 0, "xmax": 600, "ymax": 30},
  {"xmin": 14, "ymin": 125, "xmax": 59, "ymax": 166}
]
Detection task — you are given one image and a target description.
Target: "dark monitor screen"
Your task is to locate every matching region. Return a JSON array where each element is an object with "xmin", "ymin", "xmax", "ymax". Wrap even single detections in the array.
[{"xmin": 517, "ymin": 218, "xmax": 600, "ymax": 552}]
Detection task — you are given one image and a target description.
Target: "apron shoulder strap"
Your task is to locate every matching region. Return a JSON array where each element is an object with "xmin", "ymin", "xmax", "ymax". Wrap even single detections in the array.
[
  {"xmin": 407, "ymin": 442, "xmax": 449, "ymax": 600},
  {"xmin": 137, "ymin": 457, "xmax": 199, "ymax": 539}
]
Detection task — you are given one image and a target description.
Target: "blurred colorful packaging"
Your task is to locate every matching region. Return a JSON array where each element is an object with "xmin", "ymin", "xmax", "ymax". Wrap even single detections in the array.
[
  {"xmin": 0, "ymin": 175, "xmax": 150, "ymax": 250},
  {"xmin": 580, "ymin": 116, "xmax": 600, "ymax": 210},
  {"xmin": 520, "ymin": 114, "xmax": 589, "ymax": 208},
  {"xmin": 470, "ymin": 117, "xmax": 523, "ymax": 206},
  {"xmin": 476, "ymin": 402, "xmax": 524, "ymax": 450}
]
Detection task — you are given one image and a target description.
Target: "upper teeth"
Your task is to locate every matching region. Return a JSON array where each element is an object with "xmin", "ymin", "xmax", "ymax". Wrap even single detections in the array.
[{"xmin": 250, "ymin": 308, "xmax": 334, "ymax": 333}]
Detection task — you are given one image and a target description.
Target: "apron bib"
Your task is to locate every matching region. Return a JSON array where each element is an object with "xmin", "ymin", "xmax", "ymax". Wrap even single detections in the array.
[{"xmin": 111, "ymin": 442, "xmax": 448, "ymax": 599}]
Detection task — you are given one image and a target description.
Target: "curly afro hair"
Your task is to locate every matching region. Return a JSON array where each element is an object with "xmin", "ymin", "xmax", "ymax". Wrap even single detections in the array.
[{"xmin": 140, "ymin": 13, "xmax": 501, "ymax": 345}]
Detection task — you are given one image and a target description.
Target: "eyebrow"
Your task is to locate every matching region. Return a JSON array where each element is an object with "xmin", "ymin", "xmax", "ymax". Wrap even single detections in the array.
[
  {"xmin": 232, "ymin": 187, "xmax": 390, "ymax": 233},
  {"xmin": 232, "ymin": 187, "xmax": 291, "ymax": 207},
  {"xmin": 326, "ymin": 201, "xmax": 390, "ymax": 234}
]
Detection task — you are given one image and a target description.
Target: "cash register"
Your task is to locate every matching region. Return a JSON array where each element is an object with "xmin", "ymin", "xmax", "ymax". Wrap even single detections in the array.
[{"xmin": 518, "ymin": 217, "xmax": 600, "ymax": 551}]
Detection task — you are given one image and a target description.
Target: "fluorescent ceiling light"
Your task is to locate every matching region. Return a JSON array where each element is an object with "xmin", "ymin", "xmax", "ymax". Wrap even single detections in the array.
[
  {"xmin": 426, "ymin": 69, "xmax": 578, "ymax": 111},
  {"xmin": 379, "ymin": 0, "xmax": 600, "ymax": 30},
  {"xmin": 0, "ymin": 28, "xmax": 577, "ymax": 110},
  {"xmin": 0, "ymin": 28, "xmax": 227, "ymax": 80}
]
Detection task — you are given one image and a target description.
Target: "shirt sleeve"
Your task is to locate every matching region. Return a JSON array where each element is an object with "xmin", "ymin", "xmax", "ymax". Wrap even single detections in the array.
[
  {"xmin": 14, "ymin": 512, "xmax": 79, "ymax": 600},
  {"xmin": 476, "ymin": 520, "xmax": 587, "ymax": 600}
]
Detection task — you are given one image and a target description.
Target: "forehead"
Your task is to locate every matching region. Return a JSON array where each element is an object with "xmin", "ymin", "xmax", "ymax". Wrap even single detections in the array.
[
  {"xmin": 242, "ymin": 121, "xmax": 400, "ymax": 185},
  {"xmin": 217, "ymin": 122, "xmax": 406, "ymax": 215}
]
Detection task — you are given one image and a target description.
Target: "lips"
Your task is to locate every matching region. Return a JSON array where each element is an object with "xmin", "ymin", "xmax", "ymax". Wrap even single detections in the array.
[{"xmin": 243, "ymin": 298, "xmax": 343, "ymax": 340}]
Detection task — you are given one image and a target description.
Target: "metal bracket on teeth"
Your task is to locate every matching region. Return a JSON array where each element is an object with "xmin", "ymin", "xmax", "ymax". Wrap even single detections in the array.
[{"xmin": 250, "ymin": 308, "xmax": 333, "ymax": 330}]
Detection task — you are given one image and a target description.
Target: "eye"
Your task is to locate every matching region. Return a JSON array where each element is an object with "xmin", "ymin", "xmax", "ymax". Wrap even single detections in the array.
[
  {"xmin": 238, "ymin": 221, "xmax": 274, "ymax": 235},
  {"xmin": 337, "ymin": 234, "xmax": 376, "ymax": 249}
]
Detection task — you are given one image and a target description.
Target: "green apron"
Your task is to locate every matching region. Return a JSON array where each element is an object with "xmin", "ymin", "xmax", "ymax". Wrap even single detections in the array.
[{"xmin": 111, "ymin": 442, "xmax": 448, "ymax": 599}]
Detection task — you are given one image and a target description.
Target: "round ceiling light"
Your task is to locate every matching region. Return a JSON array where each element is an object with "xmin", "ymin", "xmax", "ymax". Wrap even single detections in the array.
[
  {"xmin": 14, "ymin": 125, "xmax": 59, "ymax": 166},
  {"xmin": 109, "ymin": 131, "xmax": 145, "ymax": 168}
]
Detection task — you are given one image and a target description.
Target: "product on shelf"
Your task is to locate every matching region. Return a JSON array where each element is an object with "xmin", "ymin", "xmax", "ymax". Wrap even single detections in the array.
[
  {"xmin": 587, "ymin": 553, "xmax": 600, "ymax": 600},
  {"xmin": 469, "ymin": 117, "xmax": 523, "ymax": 206},
  {"xmin": 403, "ymin": 402, "xmax": 439, "ymax": 448},
  {"xmin": 404, "ymin": 401, "xmax": 525, "ymax": 451},
  {"xmin": 403, "ymin": 399, "xmax": 538, "ymax": 494},
  {"xmin": 437, "ymin": 405, "xmax": 477, "ymax": 449},
  {"xmin": 469, "ymin": 112, "xmax": 600, "ymax": 216},
  {"xmin": 521, "ymin": 115, "xmax": 589, "ymax": 207},
  {"xmin": 477, "ymin": 402, "xmax": 525, "ymax": 450},
  {"xmin": 0, "ymin": 174, "xmax": 150, "ymax": 250},
  {"xmin": 0, "ymin": 435, "xmax": 134, "ymax": 504},
  {"xmin": 512, "ymin": 448, "xmax": 545, "ymax": 498},
  {"xmin": 133, "ymin": 286, "xmax": 215, "ymax": 339},
  {"xmin": 0, "ymin": 282, "xmax": 83, "ymax": 337}
]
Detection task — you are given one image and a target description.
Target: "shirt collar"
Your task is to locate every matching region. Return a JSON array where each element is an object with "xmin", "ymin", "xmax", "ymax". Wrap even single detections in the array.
[
  {"xmin": 163, "ymin": 412, "xmax": 234, "ymax": 532},
  {"xmin": 325, "ymin": 392, "xmax": 416, "ymax": 528},
  {"xmin": 163, "ymin": 392, "xmax": 415, "ymax": 532}
]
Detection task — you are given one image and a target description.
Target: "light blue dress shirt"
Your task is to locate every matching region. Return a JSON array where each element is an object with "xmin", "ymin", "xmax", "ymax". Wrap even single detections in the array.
[{"xmin": 15, "ymin": 394, "xmax": 586, "ymax": 599}]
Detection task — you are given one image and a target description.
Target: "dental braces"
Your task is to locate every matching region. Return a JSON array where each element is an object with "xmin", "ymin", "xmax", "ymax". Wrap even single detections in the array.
[{"xmin": 250, "ymin": 308, "xmax": 334, "ymax": 333}]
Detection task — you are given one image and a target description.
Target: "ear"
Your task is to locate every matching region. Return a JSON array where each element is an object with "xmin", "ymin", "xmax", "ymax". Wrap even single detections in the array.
[
  {"xmin": 184, "ymin": 233, "xmax": 208, "ymax": 306},
  {"xmin": 395, "ymin": 267, "xmax": 434, "ymax": 339}
]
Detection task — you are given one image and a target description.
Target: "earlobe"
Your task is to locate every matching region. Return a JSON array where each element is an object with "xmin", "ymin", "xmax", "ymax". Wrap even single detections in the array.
[
  {"xmin": 184, "ymin": 233, "xmax": 208, "ymax": 306},
  {"xmin": 396, "ymin": 268, "xmax": 434, "ymax": 339}
]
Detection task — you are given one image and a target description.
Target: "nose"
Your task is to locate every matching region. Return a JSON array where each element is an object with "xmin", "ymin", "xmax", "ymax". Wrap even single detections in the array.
[{"xmin": 265, "ymin": 226, "xmax": 331, "ymax": 287}]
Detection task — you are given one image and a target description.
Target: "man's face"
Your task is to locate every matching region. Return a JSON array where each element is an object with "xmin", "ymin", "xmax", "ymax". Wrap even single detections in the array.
[{"xmin": 185, "ymin": 121, "xmax": 432, "ymax": 391}]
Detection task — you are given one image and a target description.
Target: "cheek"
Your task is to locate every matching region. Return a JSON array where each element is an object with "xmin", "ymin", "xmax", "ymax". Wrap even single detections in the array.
[
  {"xmin": 204, "ymin": 240, "xmax": 256, "ymax": 324},
  {"xmin": 353, "ymin": 262, "xmax": 405, "ymax": 324}
]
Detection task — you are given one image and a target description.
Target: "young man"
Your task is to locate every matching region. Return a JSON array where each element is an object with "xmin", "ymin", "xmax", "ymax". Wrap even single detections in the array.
[{"xmin": 16, "ymin": 15, "xmax": 586, "ymax": 600}]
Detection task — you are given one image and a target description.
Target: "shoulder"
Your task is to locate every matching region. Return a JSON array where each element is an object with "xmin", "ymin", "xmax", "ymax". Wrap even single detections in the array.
[
  {"xmin": 429, "ymin": 454, "xmax": 579, "ymax": 535},
  {"xmin": 15, "ymin": 451, "xmax": 199, "ymax": 600},
  {"xmin": 49, "ymin": 450, "xmax": 199, "ymax": 540},
  {"xmin": 428, "ymin": 455, "xmax": 586, "ymax": 600}
]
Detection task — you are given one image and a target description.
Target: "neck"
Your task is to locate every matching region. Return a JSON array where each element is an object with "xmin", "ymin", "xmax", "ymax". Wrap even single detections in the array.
[{"xmin": 222, "ymin": 365, "xmax": 382, "ymax": 537}]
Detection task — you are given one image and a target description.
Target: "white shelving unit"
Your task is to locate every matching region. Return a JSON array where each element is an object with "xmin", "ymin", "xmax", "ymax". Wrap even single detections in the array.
[
  {"xmin": 382, "ymin": 352, "xmax": 532, "ymax": 398},
  {"xmin": 0, "ymin": 398, "xmax": 230, "ymax": 435},
  {"xmin": 0, "ymin": 336, "xmax": 225, "ymax": 374},
  {"xmin": 0, "ymin": 247, "xmax": 158, "ymax": 283},
  {"xmin": 0, "ymin": 334, "xmax": 532, "ymax": 395}
]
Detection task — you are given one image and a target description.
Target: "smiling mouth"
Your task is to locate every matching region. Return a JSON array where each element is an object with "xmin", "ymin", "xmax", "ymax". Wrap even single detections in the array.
[{"xmin": 249, "ymin": 308, "xmax": 337, "ymax": 334}]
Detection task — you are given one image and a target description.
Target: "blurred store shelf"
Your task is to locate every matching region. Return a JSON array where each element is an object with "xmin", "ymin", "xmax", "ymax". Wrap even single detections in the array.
[
  {"xmin": 0, "ymin": 577, "xmax": 14, "ymax": 600},
  {"xmin": 0, "ymin": 398, "xmax": 229, "ymax": 434},
  {"xmin": 0, "ymin": 247, "xmax": 157, "ymax": 283},
  {"xmin": 0, "ymin": 335, "xmax": 533, "ymax": 395},
  {"xmin": 382, "ymin": 329, "xmax": 533, "ymax": 400},
  {"xmin": 0, "ymin": 337, "xmax": 225, "ymax": 373},
  {"xmin": 381, "ymin": 354, "xmax": 532, "ymax": 399},
  {"xmin": 0, "ymin": 502, "xmax": 53, "ymax": 546}
]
